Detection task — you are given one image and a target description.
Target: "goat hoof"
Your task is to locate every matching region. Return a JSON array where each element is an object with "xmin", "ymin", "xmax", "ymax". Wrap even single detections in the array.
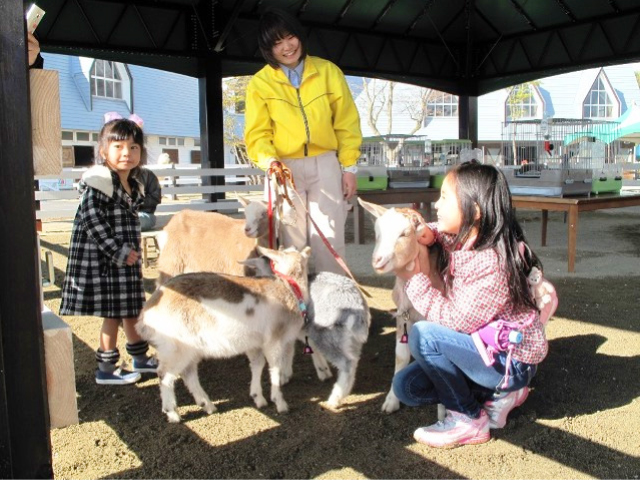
[
  {"xmin": 317, "ymin": 369, "xmax": 333, "ymax": 381},
  {"xmin": 165, "ymin": 411, "xmax": 181, "ymax": 423},
  {"xmin": 381, "ymin": 397, "xmax": 401, "ymax": 414},
  {"xmin": 201, "ymin": 402, "xmax": 216, "ymax": 414},
  {"xmin": 252, "ymin": 395, "xmax": 268, "ymax": 409},
  {"xmin": 275, "ymin": 402, "xmax": 289, "ymax": 414}
]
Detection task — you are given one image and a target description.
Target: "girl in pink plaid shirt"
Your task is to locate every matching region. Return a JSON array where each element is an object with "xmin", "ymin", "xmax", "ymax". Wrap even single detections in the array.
[{"xmin": 392, "ymin": 162, "xmax": 549, "ymax": 448}]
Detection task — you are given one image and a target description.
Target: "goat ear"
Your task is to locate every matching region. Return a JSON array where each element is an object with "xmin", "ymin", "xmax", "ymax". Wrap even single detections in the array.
[
  {"xmin": 237, "ymin": 195, "xmax": 249, "ymax": 207},
  {"xmin": 301, "ymin": 246, "xmax": 311, "ymax": 259},
  {"xmin": 358, "ymin": 198, "xmax": 387, "ymax": 218},
  {"xmin": 256, "ymin": 245, "xmax": 277, "ymax": 258}
]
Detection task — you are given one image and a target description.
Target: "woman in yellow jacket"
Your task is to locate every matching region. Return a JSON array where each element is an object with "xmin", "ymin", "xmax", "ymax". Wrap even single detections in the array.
[{"xmin": 244, "ymin": 8, "xmax": 362, "ymax": 274}]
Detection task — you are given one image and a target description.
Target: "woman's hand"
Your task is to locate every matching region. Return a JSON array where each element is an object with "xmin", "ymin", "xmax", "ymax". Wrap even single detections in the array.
[
  {"xmin": 27, "ymin": 32, "xmax": 40, "ymax": 66},
  {"xmin": 342, "ymin": 171, "xmax": 357, "ymax": 200}
]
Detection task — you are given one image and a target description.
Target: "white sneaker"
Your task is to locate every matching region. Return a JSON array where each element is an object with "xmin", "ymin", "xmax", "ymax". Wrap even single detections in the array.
[
  {"xmin": 413, "ymin": 409, "xmax": 490, "ymax": 448},
  {"xmin": 484, "ymin": 387, "xmax": 529, "ymax": 429}
]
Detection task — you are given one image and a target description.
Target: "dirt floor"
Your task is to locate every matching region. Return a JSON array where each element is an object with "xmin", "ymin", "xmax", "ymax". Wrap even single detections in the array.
[{"xmin": 40, "ymin": 206, "xmax": 640, "ymax": 479}]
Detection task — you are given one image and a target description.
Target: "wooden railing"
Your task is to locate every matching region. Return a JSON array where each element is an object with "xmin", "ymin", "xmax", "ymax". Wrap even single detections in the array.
[{"xmin": 35, "ymin": 164, "xmax": 264, "ymax": 220}]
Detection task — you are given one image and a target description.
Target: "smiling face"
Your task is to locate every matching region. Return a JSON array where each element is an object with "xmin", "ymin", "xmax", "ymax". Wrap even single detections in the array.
[
  {"xmin": 102, "ymin": 137, "xmax": 141, "ymax": 179},
  {"xmin": 435, "ymin": 174, "xmax": 464, "ymax": 235},
  {"xmin": 271, "ymin": 34, "xmax": 302, "ymax": 68}
]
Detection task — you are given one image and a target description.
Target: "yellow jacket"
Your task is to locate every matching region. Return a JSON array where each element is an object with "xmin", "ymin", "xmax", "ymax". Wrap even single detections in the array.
[{"xmin": 244, "ymin": 56, "xmax": 362, "ymax": 170}]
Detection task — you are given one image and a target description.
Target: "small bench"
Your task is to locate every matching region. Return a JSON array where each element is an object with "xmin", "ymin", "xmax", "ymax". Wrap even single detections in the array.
[{"xmin": 141, "ymin": 230, "xmax": 161, "ymax": 267}]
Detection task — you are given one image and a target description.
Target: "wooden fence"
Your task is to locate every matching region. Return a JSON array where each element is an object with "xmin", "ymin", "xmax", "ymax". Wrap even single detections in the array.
[{"xmin": 35, "ymin": 164, "xmax": 265, "ymax": 220}]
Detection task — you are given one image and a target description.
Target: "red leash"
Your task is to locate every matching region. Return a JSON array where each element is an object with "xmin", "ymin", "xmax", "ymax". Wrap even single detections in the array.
[{"xmin": 266, "ymin": 160, "xmax": 371, "ymax": 299}]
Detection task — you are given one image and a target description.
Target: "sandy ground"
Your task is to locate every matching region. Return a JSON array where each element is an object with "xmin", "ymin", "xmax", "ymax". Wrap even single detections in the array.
[{"xmin": 40, "ymin": 204, "xmax": 640, "ymax": 479}]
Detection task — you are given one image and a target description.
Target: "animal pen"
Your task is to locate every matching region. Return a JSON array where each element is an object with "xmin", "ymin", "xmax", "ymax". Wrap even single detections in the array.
[
  {"xmin": 358, "ymin": 135, "xmax": 431, "ymax": 189},
  {"xmin": 429, "ymin": 139, "xmax": 482, "ymax": 188},
  {"xmin": 358, "ymin": 136, "xmax": 482, "ymax": 190},
  {"xmin": 500, "ymin": 118, "xmax": 624, "ymax": 196}
]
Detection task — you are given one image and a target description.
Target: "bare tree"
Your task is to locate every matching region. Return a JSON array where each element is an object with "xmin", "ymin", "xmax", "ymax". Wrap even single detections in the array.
[
  {"xmin": 359, "ymin": 78, "xmax": 435, "ymax": 165},
  {"xmin": 505, "ymin": 81, "xmax": 541, "ymax": 165}
]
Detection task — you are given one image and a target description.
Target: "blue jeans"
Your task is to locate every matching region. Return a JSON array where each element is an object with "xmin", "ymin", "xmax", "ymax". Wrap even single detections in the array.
[{"xmin": 392, "ymin": 322, "xmax": 537, "ymax": 417}]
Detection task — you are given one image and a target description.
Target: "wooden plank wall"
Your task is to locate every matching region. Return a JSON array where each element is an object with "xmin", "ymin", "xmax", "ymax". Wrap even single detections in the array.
[{"xmin": 35, "ymin": 165, "xmax": 265, "ymax": 220}]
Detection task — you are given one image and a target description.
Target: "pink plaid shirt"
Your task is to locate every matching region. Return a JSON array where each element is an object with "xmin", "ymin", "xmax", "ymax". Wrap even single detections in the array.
[{"xmin": 405, "ymin": 225, "xmax": 548, "ymax": 365}]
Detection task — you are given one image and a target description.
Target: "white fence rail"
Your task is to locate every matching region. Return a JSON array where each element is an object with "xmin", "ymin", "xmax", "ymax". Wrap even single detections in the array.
[{"xmin": 35, "ymin": 164, "xmax": 265, "ymax": 220}]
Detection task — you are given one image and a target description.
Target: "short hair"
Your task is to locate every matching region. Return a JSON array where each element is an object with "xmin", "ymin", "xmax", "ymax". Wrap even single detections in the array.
[
  {"xmin": 258, "ymin": 8, "xmax": 307, "ymax": 69},
  {"xmin": 97, "ymin": 118, "xmax": 147, "ymax": 174}
]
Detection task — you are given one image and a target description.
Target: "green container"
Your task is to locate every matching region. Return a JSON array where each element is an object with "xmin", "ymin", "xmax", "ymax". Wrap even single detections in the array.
[
  {"xmin": 591, "ymin": 176, "xmax": 622, "ymax": 194},
  {"xmin": 431, "ymin": 173, "xmax": 446, "ymax": 189},
  {"xmin": 357, "ymin": 166, "xmax": 388, "ymax": 191}
]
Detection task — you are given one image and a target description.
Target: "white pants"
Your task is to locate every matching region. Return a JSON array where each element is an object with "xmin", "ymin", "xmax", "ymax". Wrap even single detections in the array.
[{"xmin": 266, "ymin": 152, "xmax": 348, "ymax": 275}]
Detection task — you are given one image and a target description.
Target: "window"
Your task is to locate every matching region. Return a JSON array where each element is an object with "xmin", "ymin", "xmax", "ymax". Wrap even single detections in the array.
[
  {"xmin": 162, "ymin": 149, "xmax": 179, "ymax": 164},
  {"xmin": 61, "ymin": 131, "xmax": 74, "ymax": 141},
  {"xmin": 76, "ymin": 132, "xmax": 90, "ymax": 141},
  {"xmin": 91, "ymin": 60, "xmax": 123, "ymax": 99},
  {"xmin": 190, "ymin": 150, "xmax": 201, "ymax": 164},
  {"xmin": 583, "ymin": 74, "xmax": 615, "ymax": 118},
  {"xmin": 506, "ymin": 84, "xmax": 539, "ymax": 120},
  {"xmin": 426, "ymin": 92, "xmax": 458, "ymax": 118},
  {"xmin": 73, "ymin": 146, "xmax": 95, "ymax": 167},
  {"xmin": 194, "ymin": 138, "xmax": 201, "ymax": 147},
  {"xmin": 160, "ymin": 136, "xmax": 184, "ymax": 146}
]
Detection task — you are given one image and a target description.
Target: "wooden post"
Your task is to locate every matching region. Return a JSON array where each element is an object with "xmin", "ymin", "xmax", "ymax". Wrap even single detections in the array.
[
  {"xmin": 41, "ymin": 309, "xmax": 79, "ymax": 429},
  {"xmin": 198, "ymin": 57, "xmax": 225, "ymax": 204},
  {"xmin": 458, "ymin": 95, "xmax": 478, "ymax": 147},
  {"xmin": 30, "ymin": 69, "xmax": 62, "ymax": 176},
  {"xmin": 0, "ymin": 0, "xmax": 53, "ymax": 477}
]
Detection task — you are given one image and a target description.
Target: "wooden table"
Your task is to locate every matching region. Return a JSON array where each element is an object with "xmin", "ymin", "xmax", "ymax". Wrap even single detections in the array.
[
  {"xmin": 352, "ymin": 188, "xmax": 440, "ymax": 244},
  {"xmin": 353, "ymin": 188, "xmax": 640, "ymax": 273},
  {"xmin": 512, "ymin": 192, "xmax": 640, "ymax": 272}
]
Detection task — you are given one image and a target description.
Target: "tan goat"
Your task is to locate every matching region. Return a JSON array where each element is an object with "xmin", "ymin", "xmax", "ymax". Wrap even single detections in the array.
[
  {"xmin": 358, "ymin": 198, "xmax": 444, "ymax": 414},
  {"xmin": 156, "ymin": 196, "xmax": 268, "ymax": 285}
]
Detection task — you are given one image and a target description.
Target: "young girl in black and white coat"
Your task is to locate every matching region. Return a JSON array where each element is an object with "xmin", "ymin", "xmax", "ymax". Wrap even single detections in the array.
[{"xmin": 60, "ymin": 116, "xmax": 157, "ymax": 385}]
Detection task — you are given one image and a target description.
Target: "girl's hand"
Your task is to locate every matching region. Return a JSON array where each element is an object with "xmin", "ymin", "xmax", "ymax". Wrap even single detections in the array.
[
  {"xmin": 125, "ymin": 249, "xmax": 140, "ymax": 266},
  {"xmin": 417, "ymin": 227, "xmax": 435, "ymax": 246},
  {"xmin": 342, "ymin": 172, "xmax": 357, "ymax": 200},
  {"xmin": 396, "ymin": 244, "xmax": 430, "ymax": 281}
]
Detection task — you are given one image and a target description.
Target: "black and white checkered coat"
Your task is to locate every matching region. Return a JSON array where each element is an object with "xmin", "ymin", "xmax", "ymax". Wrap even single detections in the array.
[{"xmin": 60, "ymin": 165, "xmax": 146, "ymax": 318}]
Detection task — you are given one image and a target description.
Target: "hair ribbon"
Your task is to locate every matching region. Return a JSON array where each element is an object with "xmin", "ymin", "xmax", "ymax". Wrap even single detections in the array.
[{"xmin": 104, "ymin": 111, "xmax": 144, "ymax": 128}]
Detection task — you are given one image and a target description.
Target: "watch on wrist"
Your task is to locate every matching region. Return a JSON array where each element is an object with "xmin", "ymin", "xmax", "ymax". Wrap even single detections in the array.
[{"xmin": 342, "ymin": 165, "xmax": 358, "ymax": 174}]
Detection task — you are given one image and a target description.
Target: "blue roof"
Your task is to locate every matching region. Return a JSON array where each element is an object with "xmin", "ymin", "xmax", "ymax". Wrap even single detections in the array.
[{"xmin": 42, "ymin": 53, "xmax": 200, "ymax": 137}]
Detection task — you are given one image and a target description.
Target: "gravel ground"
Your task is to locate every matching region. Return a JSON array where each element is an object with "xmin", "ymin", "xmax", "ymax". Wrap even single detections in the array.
[{"xmin": 41, "ymin": 206, "xmax": 640, "ymax": 479}]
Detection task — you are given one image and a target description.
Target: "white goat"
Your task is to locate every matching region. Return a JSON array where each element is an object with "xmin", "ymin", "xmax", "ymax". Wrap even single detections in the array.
[
  {"xmin": 306, "ymin": 272, "xmax": 371, "ymax": 407},
  {"xmin": 156, "ymin": 196, "xmax": 268, "ymax": 285},
  {"xmin": 358, "ymin": 198, "xmax": 444, "ymax": 414},
  {"xmin": 136, "ymin": 245, "xmax": 311, "ymax": 423},
  {"xmin": 243, "ymin": 256, "xmax": 371, "ymax": 408}
]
